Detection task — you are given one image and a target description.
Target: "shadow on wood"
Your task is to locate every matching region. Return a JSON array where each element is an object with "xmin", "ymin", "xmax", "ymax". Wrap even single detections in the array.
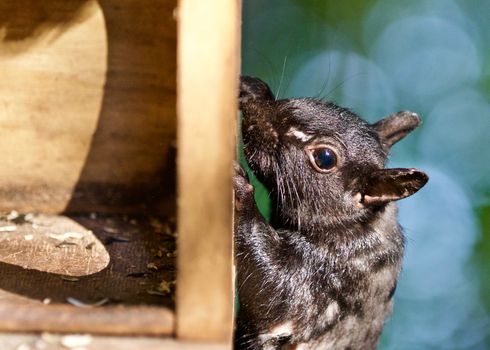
[
  {"xmin": 0, "ymin": 0, "xmax": 91, "ymax": 46},
  {"xmin": 0, "ymin": 214, "xmax": 176, "ymax": 307},
  {"xmin": 0, "ymin": 0, "xmax": 177, "ymax": 335},
  {"xmin": 0, "ymin": 0, "xmax": 177, "ymax": 214},
  {"xmin": 65, "ymin": 0, "xmax": 177, "ymax": 214}
]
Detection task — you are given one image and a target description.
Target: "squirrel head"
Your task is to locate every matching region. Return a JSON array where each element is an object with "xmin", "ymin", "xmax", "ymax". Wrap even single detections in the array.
[{"xmin": 239, "ymin": 76, "xmax": 428, "ymax": 230}]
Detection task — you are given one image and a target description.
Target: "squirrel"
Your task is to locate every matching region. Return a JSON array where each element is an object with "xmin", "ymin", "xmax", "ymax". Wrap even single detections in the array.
[{"xmin": 234, "ymin": 76, "xmax": 428, "ymax": 350}]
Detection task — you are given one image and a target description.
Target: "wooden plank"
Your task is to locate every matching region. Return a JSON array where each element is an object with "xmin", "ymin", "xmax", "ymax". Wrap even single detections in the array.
[
  {"xmin": 0, "ymin": 334, "xmax": 229, "ymax": 350},
  {"xmin": 0, "ymin": 0, "xmax": 177, "ymax": 213},
  {"xmin": 0, "ymin": 303, "xmax": 174, "ymax": 335},
  {"xmin": 176, "ymin": 0, "xmax": 240, "ymax": 343}
]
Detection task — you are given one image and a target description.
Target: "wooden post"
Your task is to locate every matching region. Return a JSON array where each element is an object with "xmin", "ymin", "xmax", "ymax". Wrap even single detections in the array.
[{"xmin": 176, "ymin": 0, "xmax": 240, "ymax": 344}]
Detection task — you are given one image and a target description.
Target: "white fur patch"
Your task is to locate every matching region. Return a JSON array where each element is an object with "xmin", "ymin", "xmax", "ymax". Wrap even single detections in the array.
[
  {"xmin": 270, "ymin": 321, "xmax": 294, "ymax": 336},
  {"xmin": 286, "ymin": 127, "xmax": 313, "ymax": 142},
  {"xmin": 352, "ymin": 257, "xmax": 368, "ymax": 272},
  {"xmin": 259, "ymin": 321, "xmax": 294, "ymax": 344},
  {"xmin": 352, "ymin": 192, "xmax": 363, "ymax": 208},
  {"xmin": 325, "ymin": 301, "xmax": 339, "ymax": 323}
]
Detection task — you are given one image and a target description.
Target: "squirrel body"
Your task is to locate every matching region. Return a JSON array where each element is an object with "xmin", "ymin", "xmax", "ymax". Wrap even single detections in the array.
[{"xmin": 234, "ymin": 77, "xmax": 428, "ymax": 350}]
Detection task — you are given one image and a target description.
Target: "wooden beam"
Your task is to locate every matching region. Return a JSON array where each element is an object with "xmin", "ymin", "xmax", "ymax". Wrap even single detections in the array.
[
  {"xmin": 0, "ymin": 334, "xmax": 229, "ymax": 350},
  {"xmin": 0, "ymin": 303, "xmax": 174, "ymax": 336},
  {"xmin": 176, "ymin": 0, "xmax": 240, "ymax": 344}
]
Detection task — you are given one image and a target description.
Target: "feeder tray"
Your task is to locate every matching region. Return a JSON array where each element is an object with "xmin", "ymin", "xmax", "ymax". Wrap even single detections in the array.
[{"xmin": 0, "ymin": 0, "xmax": 239, "ymax": 348}]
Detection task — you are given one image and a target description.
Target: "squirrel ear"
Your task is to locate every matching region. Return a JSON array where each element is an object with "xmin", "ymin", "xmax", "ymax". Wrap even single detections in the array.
[
  {"xmin": 239, "ymin": 76, "xmax": 275, "ymax": 108},
  {"xmin": 360, "ymin": 168, "xmax": 428, "ymax": 206},
  {"xmin": 373, "ymin": 111, "xmax": 421, "ymax": 150}
]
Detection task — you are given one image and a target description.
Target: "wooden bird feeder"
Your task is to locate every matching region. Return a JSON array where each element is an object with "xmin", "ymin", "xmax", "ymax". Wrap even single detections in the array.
[{"xmin": 0, "ymin": 0, "xmax": 238, "ymax": 348}]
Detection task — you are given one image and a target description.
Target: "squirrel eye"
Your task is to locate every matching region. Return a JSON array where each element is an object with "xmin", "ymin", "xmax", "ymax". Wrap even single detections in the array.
[{"xmin": 308, "ymin": 147, "xmax": 337, "ymax": 172}]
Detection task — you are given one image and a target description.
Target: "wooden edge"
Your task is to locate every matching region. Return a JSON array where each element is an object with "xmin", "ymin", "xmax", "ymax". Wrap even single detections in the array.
[
  {"xmin": 0, "ymin": 304, "xmax": 174, "ymax": 336},
  {"xmin": 0, "ymin": 334, "xmax": 229, "ymax": 350},
  {"xmin": 176, "ymin": 0, "xmax": 240, "ymax": 344}
]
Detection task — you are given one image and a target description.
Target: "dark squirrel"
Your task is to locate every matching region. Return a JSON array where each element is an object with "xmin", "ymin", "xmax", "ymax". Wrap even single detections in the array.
[{"xmin": 234, "ymin": 76, "xmax": 428, "ymax": 350}]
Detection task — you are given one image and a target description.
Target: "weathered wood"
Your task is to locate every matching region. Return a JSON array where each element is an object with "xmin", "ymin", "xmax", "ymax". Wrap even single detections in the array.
[
  {"xmin": 0, "ymin": 334, "xmax": 229, "ymax": 350},
  {"xmin": 0, "ymin": 0, "xmax": 177, "ymax": 214},
  {"xmin": 0, "ymin": 303, "xmax": 174, "ymax": 335},
  {"xmin": 0, "ymin": 0, "xmax": 240, "ymax": 343},
  {"xmin": 0, "ymin": 213, "xmax": 176, "ymax": 308},
  {"xmin": 176, "ymin": 0, "xmax": 240, "ymax": 343},
  {"xmin": 0, "ymin": 213, "xmax": 177, "ymax": 335}
]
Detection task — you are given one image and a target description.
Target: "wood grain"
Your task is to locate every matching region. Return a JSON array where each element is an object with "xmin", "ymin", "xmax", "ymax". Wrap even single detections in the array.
[
  {"xmin": 0, "ymin": 303, "xmax": 174, "ymax": 335},
  {"xmin": 0, "ymin": 334, "xmax": 229, "ymax": 350},
  {"xmin": 0, "ymin": 0, "xmax": 177, "ymax": 214},
  {"xmin": 0, "ymin": 214, "xmax": 176, "ymax": 308},
  {"xmin": 176, "ymin": 0, "xmax": 240, "ymax": 344}
]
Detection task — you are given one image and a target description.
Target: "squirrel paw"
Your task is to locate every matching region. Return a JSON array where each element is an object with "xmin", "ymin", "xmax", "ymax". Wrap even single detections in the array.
[{"xmin": 234, "ymin": 163, "xmax": 254, "ymax": 211}]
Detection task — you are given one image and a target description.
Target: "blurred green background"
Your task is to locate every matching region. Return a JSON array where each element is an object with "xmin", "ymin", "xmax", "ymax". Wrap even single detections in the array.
[{"xmin": 240, "ymin": 0, "xmax": 490, "ymax": 349}]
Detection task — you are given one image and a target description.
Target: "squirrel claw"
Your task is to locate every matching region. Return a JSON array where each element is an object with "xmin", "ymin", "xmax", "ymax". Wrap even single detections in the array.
[{"xmin": 234, "ymin": 163, "xmax": 254, "ymax": 210}]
